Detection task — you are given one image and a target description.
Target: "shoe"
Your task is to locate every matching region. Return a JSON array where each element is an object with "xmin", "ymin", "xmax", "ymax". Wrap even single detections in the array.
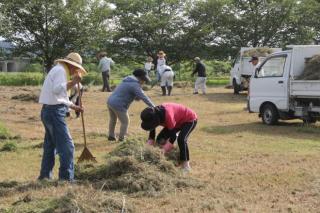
[
  {"xmin": 193, "ymin": 92, "xmax": 198, "ymax": 94},
  {"xmin": 108, "ymin": 136, "xmax": 116, "ymax": 141},
  {"xmin": 119, "ymin": 137, "xmax": 125, "ymax": 142}
]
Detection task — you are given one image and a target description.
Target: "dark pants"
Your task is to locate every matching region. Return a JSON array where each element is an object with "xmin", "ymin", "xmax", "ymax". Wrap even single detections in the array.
[
  {"xmin": 149, "ymin": 120, "xmax": 197, "ymax": 161},
  {"xmin": 102, "ymin": 71, "xmax": 111, "ymax": 92},
  {"xmin": 39, "ymin": 104, "xmax": 74, "ymax": 181}
]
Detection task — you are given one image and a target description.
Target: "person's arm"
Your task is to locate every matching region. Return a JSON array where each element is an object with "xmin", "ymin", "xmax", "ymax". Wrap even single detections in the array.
[
  {"xmin": 109, "ymin": 58, "xmax": 115, "ymax": 66},
  {"xmin": 98, "ymin": 59, "xmax": 102, "ymax": 70},
  {"xmin": 149, "ymin": 129, "xmax": 156, "ymax": 140},
  {"xmin": 191, "ymin": 63, "xmax": 198, "ymax": 76},
  {"xmin": 133, "ymin": 86, "xmax": 155, "ymax": 107}
]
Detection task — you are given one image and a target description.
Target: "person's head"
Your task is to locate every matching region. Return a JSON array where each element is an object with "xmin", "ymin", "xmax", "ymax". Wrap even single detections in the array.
[
  {"xmin": 194, "ymin": 57, "xmax": 200, "ymax": 62},
  {"xmin": 157, "ymin": 50, "xmax": 166, "ymax": 59},
  {"xmin": 147, "ymin": 56, "xmax": 153, "ymax": 62},
  {"xmin": 133, "ymin": 68, "xmax": 151, "ymax": 84},
  {"xmin": 140, "ymin": 107, "xmax": 161, "ymax": 131},
  {"xmin": 98, "ymin": 51, "xmax": 107, "ymax": 59},
  {"xmin": 249, "ymin": 56, "xmax": 259, "ymax": 66},
  {"xmin": 55, "ymin": 52, "xmax": 87, "ymax": 76}
]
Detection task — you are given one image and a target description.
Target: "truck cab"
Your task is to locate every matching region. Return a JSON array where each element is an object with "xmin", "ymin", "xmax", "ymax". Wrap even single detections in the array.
[{"xmin": 249, "ymin": 45, "xmax": 320, "ymax": 125}]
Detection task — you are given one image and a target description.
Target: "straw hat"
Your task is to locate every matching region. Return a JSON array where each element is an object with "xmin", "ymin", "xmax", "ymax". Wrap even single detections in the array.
[{"xmin": 55, "ymin": 52, "xmax": 87, "ymax": 75}]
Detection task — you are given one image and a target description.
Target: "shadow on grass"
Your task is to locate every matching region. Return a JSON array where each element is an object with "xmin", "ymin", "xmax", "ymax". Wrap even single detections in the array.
[{"xmin": 202, "ymin": 122, "xmax": 320, "ymax": 141}]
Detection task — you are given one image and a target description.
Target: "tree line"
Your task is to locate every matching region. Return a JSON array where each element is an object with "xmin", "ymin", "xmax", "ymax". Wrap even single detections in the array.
[{"xmin": 0, "ymin": 0, "xmax": 319, "ymax": 71}]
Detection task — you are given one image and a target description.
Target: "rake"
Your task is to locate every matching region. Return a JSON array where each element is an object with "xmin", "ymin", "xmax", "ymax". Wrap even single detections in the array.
[{"xmin": 77, "ymin": 83, "xmax": 97, "ymax": 163}]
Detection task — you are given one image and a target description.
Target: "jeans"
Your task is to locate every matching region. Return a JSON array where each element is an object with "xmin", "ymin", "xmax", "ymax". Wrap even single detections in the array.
[{"xmin": 39, "ymin": 104, "xmax": 75, "ymax": 181}]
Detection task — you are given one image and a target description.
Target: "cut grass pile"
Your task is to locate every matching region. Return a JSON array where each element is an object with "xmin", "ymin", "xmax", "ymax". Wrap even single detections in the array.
[
  {"xmin": 297, "ymin": 54, "xmax": 320, "ymax": 80},
  {"xmin": 243, "ymin": 47, "xmax": 274, "ymax": 57},
  {"xmin": 75, "ymin": 139, "xmax": 202, "ymax": 197},
  {"xmin": 11, "ymin": 93, "xmax": 39, "ymax": 102}
]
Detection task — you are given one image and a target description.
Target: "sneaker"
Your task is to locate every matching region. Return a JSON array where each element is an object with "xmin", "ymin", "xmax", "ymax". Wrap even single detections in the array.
[
  {"xmin": 118, "ymin": 137, "xmax": 125, "ymax": 142},
  {"xmin": 108, "ymin": 136, "xmax": 116, "ymax": 141},
  {"xmin": 181, "ymin": 166, "xmax": 191, "ymax": 173}
]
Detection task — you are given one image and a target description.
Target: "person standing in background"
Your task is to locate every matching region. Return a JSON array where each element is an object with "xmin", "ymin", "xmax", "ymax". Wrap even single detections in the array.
[
  {"xmin": 144, "ymin": 56, "xmax": 154, "ymax": 77},
  {"xmin": 191, "ymin": 57, "xmax": 207, "ymax": 95},
  {"xmin": 98, "ymin": 51, "xmax": 114, "ymax": 92},
  {"xmin": 156, "ymin": 51, "xmax": 166, "ymax": 81}
]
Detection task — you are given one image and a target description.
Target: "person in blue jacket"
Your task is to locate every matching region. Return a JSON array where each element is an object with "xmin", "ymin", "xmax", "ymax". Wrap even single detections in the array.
[{"xmin": 107, "ymin": 68, "xmax": 155, "ymax": 141}]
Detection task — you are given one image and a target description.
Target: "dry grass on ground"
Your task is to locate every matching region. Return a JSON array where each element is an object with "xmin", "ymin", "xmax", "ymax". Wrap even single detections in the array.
[{"xmin": 0, "ymin": 85, "xmax": 320, "ymax": 212}]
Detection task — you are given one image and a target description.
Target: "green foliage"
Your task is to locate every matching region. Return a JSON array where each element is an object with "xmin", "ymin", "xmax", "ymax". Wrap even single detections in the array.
[
  {"xmin": 0, "ymin": 72, "xmax": 44, "ymax": 86},
  {"xmin": 22, "ymin": 63, "xmax": 43, "ymax": 73},
  {"xmin": 0, "ymin": 0, "xmax": 112, "ymax": 71},
  {"xmin": 1, "ymin": 141, "xmax": 17, "ymax": 152},
  {"xmin": 0, "ymin": 122, "xmax": 10, "ymax": 140}
]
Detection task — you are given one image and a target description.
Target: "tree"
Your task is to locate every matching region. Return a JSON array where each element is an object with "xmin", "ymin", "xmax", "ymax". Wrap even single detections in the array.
[
  {"xmin": 107, "ymin": 0, "xmax": 194, "ymax": 64},
  {"xmin": 189, "ymin": 0, "xmax": 315, "ymax": 58},
  {"xmin": 0, "ymin": 0, "xmax": 111, "ymax": 71}
]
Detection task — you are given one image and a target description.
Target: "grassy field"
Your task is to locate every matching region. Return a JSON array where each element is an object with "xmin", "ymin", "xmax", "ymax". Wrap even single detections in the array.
[{"xmin": 0, "ymin": 85, "xmax": 320, "ymax": 212}]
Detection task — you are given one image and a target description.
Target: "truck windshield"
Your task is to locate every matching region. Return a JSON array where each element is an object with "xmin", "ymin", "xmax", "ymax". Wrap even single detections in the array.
[{"xmin": 257, "ymin": 56, "xmax": 286, "ymax": 78}]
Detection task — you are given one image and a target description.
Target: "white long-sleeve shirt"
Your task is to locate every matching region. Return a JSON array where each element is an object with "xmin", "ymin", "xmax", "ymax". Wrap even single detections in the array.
[
  {"xmin": 39, "ymin": 63, "xmax": 73, "ymax": 107},
  {"xmin": 98, "ymin": 56, "xmax": 114, "ymax": 72}
]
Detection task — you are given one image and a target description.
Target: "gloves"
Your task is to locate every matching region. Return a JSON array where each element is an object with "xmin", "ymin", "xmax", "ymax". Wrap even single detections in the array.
[
  {"xmin": 161, "ymin": 141, "xmax": 174, "ymax": 154},
  {"xmin": 146, "ymin": 139, "xmax": 155, "ymax": 146}
]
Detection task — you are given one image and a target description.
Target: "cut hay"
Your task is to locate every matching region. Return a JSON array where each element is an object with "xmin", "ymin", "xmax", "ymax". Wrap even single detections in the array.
[
  {"xmin": 174, "ymin": 81, "xmax": 192, "ymax": 88},
  {"xmin": 75, "ymin": 139, "xmax": 202, "ymax": 197},
  {"xmin": 296, "ymin": 54, "xmax": 320, "ymax": 80},
  {"xmin": 243, "ymin": 47, "xmax": 274, "ymax": 57},
  {"xmin": 11, "ymin": 93, "xmax": 39, "ymax": 102}
]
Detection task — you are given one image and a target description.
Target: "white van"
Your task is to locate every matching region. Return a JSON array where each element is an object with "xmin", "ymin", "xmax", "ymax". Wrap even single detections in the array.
[
  {"xmin": 248, "ymin": 45, "xmax": 320, "ymax": 125},
  {"xmin": 230, "ymin": 47, "xmax": 281, "ymax": 94}
]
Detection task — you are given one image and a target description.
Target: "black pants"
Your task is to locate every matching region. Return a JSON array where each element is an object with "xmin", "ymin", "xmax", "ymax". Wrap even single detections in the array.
[
  {"xmin": 149, "ymin": 120, "xmax": 197, "ymax": 161},
  {"xmin": 102, "ymin": 71, "xmax": 111, "ymax": 91}
]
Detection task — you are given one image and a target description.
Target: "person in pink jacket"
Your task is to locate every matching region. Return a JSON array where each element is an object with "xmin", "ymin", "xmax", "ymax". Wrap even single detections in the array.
[{"xmin": 140, "ymin": 103, "xmax": 197, "ymax": 171}]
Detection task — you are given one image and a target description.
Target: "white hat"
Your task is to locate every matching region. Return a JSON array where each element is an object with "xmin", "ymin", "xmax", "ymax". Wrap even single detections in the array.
[
  {"xmin": 55, "ymin": 52, "xmax": 87, "ymax": 75},
  {"xmin": 194, "ymin": 57, "xmax": 200, "ymax": 61}
]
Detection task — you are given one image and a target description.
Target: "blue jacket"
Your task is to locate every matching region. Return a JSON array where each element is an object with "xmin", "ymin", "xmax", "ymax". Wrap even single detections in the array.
[{"xmin": 107, "ymin": 76, "xmax": 155, "ymax": 112}]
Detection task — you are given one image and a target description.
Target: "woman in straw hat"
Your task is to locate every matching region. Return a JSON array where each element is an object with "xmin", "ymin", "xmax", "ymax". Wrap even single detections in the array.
[{"xmin": 38, "ymin": 52, "xmax": 87, "ymax": 181}]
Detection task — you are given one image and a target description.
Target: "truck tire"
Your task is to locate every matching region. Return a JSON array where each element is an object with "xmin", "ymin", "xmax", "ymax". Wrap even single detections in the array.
[
  {"xmin": 233, "ymin": 79, "xmax": 240, "ymax": 94},
  {"xmin": 261, "ymin": 104, "xmax": 279, "ymax": 125}
]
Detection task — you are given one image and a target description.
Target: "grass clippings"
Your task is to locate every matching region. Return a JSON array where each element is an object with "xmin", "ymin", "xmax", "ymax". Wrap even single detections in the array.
[
  {"xmin": 243, "ymin": 47, "xmax": 274, "ymax": 57},
  {"xmin": 297, "ymin": 54, "xmax": 320, "ymax": 80},
  {"xmin": 75, "ymin": 139, "xmax": 202, "ymax": 197},
  {"xmin": 11, "ymin": 93, "xmax": 39, "ymax": 102}
]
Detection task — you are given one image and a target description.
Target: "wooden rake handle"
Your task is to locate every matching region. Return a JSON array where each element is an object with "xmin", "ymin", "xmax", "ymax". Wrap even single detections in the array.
[{"xmin": 77, "ymin": 83, "xmax": 87, "ymax": 147}]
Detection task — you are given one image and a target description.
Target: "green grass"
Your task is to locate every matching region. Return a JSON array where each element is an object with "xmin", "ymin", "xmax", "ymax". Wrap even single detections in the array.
[{"xmin": 0, "ymin": 122, "xmax": 10, "ymax": 140}]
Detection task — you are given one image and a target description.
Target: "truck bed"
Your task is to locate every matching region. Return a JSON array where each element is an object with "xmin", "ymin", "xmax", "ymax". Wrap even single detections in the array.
[{"xmin": 290, "ymin": 80, "xmax": 320, "ymax": 98}]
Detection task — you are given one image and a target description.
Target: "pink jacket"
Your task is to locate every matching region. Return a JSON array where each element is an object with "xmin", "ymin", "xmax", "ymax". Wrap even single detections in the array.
[{"xmin": 161, "ymin": 103, "xmax": 197, "ymax": 129}]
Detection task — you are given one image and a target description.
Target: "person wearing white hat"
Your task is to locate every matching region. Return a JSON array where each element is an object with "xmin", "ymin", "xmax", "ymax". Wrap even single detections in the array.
[{"xmin": 38, "ymin": 52, "xmax": 87, "ymax": 181}]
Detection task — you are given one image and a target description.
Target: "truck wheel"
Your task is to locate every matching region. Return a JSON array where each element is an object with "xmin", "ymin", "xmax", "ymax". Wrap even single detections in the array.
[
  {"xmin": 261, "ymin": 104, "xmax": 279, "ymax": 125},
  {"xmin": 233, "ymin": 79, "xmax": 240, "ymax": 94},
  {"xmin": 303, "ymin": 117, "xmax": 317, "ymax": 124}
]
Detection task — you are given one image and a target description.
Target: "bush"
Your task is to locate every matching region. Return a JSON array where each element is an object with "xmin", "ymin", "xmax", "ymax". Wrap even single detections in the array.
[
  {"xmin": 0, "ymin": 72, "xmax": 44, "ymax": 86},
  {"xmin": 23, "ymin": 63, "xmax": 44, "ymax": 73}
]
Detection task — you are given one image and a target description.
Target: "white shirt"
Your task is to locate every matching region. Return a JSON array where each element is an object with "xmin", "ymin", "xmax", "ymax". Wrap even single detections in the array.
[
  {"xmin": 98, "ymin": 56, "xmax": 114, "ymax": 72},
  {"xmin": 39, "ymin": 63, "xmax": 73, "ymax": 107},
  {"xmin": 144, "ymin": 62, "xmax": 153, "ymax": 71},
  {"xmin": 157, "ymin": 58, "xmax": 166, "ymax": 72}
]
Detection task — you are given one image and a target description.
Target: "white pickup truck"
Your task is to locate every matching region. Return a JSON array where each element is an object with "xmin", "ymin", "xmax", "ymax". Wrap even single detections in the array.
[
  {"xmin": 248, "ymin": 45, "xmax": 320, "ymax": 125},
  {"xmin": 230, "ymin": 47, "xmax": 281, "ymax": 94}
]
